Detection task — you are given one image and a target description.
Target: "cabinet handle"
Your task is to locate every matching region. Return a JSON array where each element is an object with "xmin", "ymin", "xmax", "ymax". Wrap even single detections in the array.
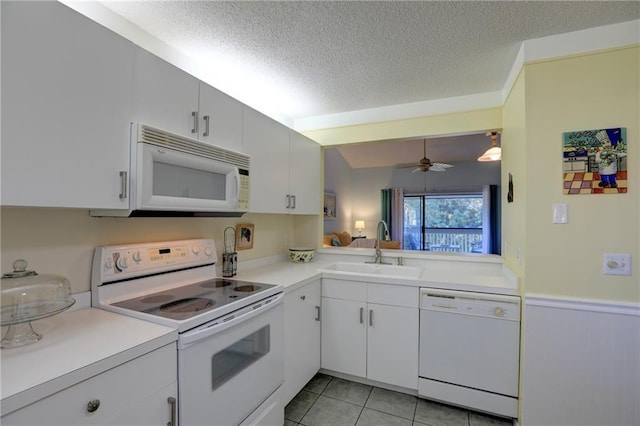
[
  {"xmin": 291, "ymin": 195, "xmax": 296, "ymax": 209},
  {"xmin": 369, "ymin": 309, "xmax": 373, "ymax": 326},
  {"xmin": 119, "ymin": 171, "xmax": 127, "ymax": 200},
  {"xmin": 359, "ymin": 307, "xmax": 364, "ymax": 324},
  {"xmin": 300, "ymin": 295, "xmax": 306, "ymax": 300},
  {"xmin": 191, "ymin": 111, "xmax": 199, "ymax": 134},
  {"xmin": 315, "ymin": 305, "xmax": 320, "ymax": 321},
  {"xmin": 203, "ymin": 115, "xmax": 210, "ymax": 137},
  {"xmin": 86, "ymin": 399, "xmax": 101, "ymax": 413},
  {"xmin": 286, "ymin": 194, "xmax": 291, "ymax": 209},
  {"xmin": 167, "ymin": 396, "xmax": 177, "ymax": 426}
]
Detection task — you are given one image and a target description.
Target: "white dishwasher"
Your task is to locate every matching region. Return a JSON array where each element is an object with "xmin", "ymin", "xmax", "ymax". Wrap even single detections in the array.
[{"xmin": 418, "ymin": 288, "xmax": 520, "ymax": 418}]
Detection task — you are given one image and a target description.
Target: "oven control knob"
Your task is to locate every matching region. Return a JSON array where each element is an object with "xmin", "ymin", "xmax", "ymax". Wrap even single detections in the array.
[
  {"xmin": 192, "ymin": 245, "xmax": 200, "ymax": 255},
  {"xmin": 104, "ymin": 258, "xmax": 114, "ymax": 270},
  {"xmin": 116, "ymin": 256, "xmax": 130, "ymax": 271},
  {"xmin": 493, "ymin": 307, "xmax": 505, "ymax": 318},
  {"xmin": 204, "ymin": 246, "xmax": 213, "ymax": 257},
  {"xmin": 132, "ymin": 251, "xmax": 142, "ymax": 263}
]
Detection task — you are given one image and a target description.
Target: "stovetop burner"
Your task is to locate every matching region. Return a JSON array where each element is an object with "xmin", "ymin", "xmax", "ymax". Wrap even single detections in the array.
[{"xmin": 112, "ymin": 278, "xmax": 277, "ymax": 321}]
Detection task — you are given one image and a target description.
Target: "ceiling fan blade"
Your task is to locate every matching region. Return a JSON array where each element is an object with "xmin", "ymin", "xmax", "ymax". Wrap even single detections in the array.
[
  {"xmin": 431, "ymin": 162, "xmax": 454, "ymax": 169},
  {"xmin": 398, "ymin": 164, "xmax": 423, "ymax": 169},
  {"xmin": 411, "ymin": 167, "xmax": 423, "ymax": 173}
]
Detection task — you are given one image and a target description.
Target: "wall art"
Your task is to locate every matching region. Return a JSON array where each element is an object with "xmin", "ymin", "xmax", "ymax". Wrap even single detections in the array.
[
  {"xmin": 324, "ymin": 192, "xmax": 336, "ymax": 218},
  {"xmin": 562, "ymin": 127, "xmax": 627, "ymax": 194},
  {"xmin": 235, "ymin": 223, "xmax": 254, "ymax": 250}
]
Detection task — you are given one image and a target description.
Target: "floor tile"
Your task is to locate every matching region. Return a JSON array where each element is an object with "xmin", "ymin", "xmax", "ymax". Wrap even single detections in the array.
[
  {"xmin": 356, "ymin": 407, "xmax": 413, "ymax": 426},
  {"xmin": 304, "ymin": 373, "xmax": 333, "ymax": 394},
  {"xmin": 364, "ymin": 387, "xmax": 417, "ymax": 420},
  {"xmin": 300, "ymin": 395, "xmax": 363, "ymax": 426},
  {"xmin": 285, "ymin": 419, "xmax": 298, "ymax": 426},
  {"xmin": 469, "ymin": 411, "xmax": 513, "ymax": 426},
  {"xmin": 414, "ymin": 399, "xmax": 469, "ymax": 426},
  {"xmin": 322, "ymin": 377, "xmax": 373, "ymax": 406},
  {"xmin": 285, "ymin": 390, "xmax": 320, "ymax": 422}
]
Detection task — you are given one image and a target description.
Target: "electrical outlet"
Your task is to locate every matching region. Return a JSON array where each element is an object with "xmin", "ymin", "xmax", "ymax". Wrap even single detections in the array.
[{"xmin": 603, "ymin": 253, "xmax": 631, "ymax": 276}]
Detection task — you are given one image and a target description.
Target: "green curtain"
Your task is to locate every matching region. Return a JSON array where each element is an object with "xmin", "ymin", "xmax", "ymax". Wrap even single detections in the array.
[{"xmin": 381, "ymin": 188, "xmax": 392, "ymax": 230}]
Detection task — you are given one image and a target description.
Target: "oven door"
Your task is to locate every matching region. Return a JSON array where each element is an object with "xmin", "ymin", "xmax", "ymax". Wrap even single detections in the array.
[{"xmin": 177, "ymin": 294, "xmax": 284, "ymax": 426}]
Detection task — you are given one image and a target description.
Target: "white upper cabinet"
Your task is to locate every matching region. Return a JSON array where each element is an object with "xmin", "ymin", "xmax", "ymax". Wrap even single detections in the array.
[
  {"xmin": 1, "ymin": 1, "xmax": 134, "ymax": 209},
  {"xmin": 133, "ymin": 49, "xmax": 243, "ymax": 152},
  {"xmin": 243, "ymin": 107, "xmax": 321, "ymax": 214},
  {"xmin": 289, "ymin": 130, "xmax": 321, "ymax": 214},
  {"xmin": 132, "ymin": 48, "xmax": 200, "ymax": 138},
  {"xmin": 198, "ymin": 83, "xmax": 244, "ymax": 152},
  {"xmin": 243, "ymin": 107, "xmax": 290, "ymax": 213}
]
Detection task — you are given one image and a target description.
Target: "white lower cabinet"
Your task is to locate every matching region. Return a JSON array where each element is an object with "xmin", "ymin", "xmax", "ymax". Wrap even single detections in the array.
[
  {"xmin": 321, "ymin": 279, "xmax": 419, "ymax": 390},
  {"xmin": 2, "ymin": 343, "xmax": 177, "ymax": 426},
  {"xmin": 283, "ymin": 279, "xmax": 321, "ymax": 404}
]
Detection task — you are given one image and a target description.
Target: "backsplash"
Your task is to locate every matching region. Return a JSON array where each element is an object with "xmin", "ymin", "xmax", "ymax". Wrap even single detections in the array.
[{"xmin": 0, "ymin": 207, "xmax": 300, "ymax": 294}]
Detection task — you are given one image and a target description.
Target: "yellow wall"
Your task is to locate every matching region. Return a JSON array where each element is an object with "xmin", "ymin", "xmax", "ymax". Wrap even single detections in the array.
[
  {"xmin": 0, "ymin": 208, "xmax": 311, "ymax": 294},
  {"xmin": 303, "ymin": 108, "xmax": 503, "ymax": 146},
  {"xmin": 522, "ymin": 46, "xmax": 639, "ymax": 302},
  {"xmin": 501, "ymin": 71, "xmax": 528, "ymax": 288}
]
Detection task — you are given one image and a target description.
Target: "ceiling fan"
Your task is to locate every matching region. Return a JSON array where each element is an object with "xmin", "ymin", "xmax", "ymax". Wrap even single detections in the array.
[{"xmin": 398, "ymin": 139, "xmax": 454, "ymax": 173}]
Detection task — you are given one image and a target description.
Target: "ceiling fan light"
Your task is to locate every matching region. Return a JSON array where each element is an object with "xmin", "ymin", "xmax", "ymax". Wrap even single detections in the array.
[{"xmin": 477, "ymin": 146, "xmax": 502, "ymax": 162}]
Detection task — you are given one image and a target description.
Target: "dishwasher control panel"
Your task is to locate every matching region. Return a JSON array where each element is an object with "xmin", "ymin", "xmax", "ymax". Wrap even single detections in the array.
[{"xmin": 420, "ymin": 288, "xmax": 520, "ymax": 320}]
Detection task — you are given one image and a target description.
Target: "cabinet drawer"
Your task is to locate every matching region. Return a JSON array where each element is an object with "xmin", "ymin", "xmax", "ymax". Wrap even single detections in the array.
[
  {"xmin": 3, "ymin": 343, "xmax": 177, "ymax": 425},
  {"xmin": 368, "ymin": 283, "xmax": 418, "ymax": 308},
  {"xmin": 322, "ymin": 279, "xmax": 366, "ymax": 302}
]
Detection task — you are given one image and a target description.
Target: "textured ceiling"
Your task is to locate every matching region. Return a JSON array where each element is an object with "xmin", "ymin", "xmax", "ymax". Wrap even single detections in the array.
[
  {"xmin": 94, "ymin": 1, "xmax": 638, "ymax": 168},
  {"xmin": 97, "ymin": 1, "xmax": 639, "ymax": 122}
]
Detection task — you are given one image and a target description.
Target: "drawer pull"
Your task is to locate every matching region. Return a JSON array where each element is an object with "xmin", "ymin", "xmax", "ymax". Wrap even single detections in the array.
[
  {"xmin": 300, "ymin": 295, "xmax": 306, "ymax": 300},
  {"xmin": 86, "ymin": 399, "xmax": 101, "ymax": 413},
  {"xmin": 315, "ymin": 305, "xmax": 320, "ymax": 321}
]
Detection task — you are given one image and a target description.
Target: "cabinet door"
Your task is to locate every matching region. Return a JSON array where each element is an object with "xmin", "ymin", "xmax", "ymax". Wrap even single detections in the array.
[
  {"xmin": 198, "ymin": 83, "xmax": 243, "ymax": 151},
  {"xmin": 289, "ymin": 130, "xmax": 321, "ymax": 215},
  {"xmin": 283, "ymin": 280, "xmax": 321, "ymax": 404},
  {"xmin": 367, "ymin": 303, "xmax": 419, "ymax": 389},
  {"xmin": 2, "ymin": 343, "xmax": 177, "ymax": 426},
  {"xmin": 243, "ymin": 107, "xmax": 290, "ymax": 213},
  {"xmin": 1, "ymin": 1, "xmax": 133, "ymax": 208},
  {"xmin": 132, "ymin": 47, "xmax": 199, "ymax": 138},
  {"xmin": 321, "ymin": 297, "xmax": 366, "ymax": 377}
]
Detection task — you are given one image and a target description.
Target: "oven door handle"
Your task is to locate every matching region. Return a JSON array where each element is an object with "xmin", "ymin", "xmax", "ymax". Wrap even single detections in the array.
[{"xmin": 178, "ymin": 293, "xmax": 283, "ymax": 350}]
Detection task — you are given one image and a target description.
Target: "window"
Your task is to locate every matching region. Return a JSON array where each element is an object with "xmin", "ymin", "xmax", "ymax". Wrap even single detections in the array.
[{"xmin": 404, "ymin": 194, "xmax": 484, "ymax": 253}]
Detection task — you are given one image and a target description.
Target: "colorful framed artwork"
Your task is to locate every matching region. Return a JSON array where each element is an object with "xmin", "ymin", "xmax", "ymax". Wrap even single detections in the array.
[
  {"xmin": 323, "ymin": 192, "xmax": 336, "ymax": 218},
  {"xmin": 562, "ymin": 127, "xmax": 627, "ymax": 195},
  {"xmin": 235, "ymin": 223, "xmax": 254, "ymax": 250}
]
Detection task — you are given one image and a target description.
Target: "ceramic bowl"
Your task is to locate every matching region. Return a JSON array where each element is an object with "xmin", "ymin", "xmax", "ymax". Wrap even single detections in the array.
[{"xmin": 288, "ymin": 248, "xmax": 315, "ymax": 263}]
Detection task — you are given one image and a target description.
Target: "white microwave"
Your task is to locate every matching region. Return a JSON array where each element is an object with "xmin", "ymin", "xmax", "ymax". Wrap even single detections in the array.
[{"xmin": 91, "ymin": 123, "xmax": 249, "ymax": 217}]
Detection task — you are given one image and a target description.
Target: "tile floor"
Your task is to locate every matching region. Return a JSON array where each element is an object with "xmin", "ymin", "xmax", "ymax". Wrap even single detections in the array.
[{"xmin": 285, "ymin": 374, "xmax": 513, "ymax": 426}]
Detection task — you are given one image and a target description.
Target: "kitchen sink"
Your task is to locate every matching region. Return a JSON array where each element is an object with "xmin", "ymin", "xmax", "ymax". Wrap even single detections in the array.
[{"xmin": 321, "ymin": 262, "xmax": 424, "ymax": 279}]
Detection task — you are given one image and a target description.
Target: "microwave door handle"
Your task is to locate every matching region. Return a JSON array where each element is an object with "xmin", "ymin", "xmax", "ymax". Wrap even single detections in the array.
[
  {"xmin": 178, "ymin": 294, "xmax": 283, "ymax": 349},
  {"xmin": 232, "ymin": 169, "xmax": 241, "ymax": 206}
]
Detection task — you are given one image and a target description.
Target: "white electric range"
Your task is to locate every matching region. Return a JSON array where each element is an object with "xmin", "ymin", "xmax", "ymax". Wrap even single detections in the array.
[{"xmin": 91, "ymin": 238, "xmax": 284, "ymax": 426}]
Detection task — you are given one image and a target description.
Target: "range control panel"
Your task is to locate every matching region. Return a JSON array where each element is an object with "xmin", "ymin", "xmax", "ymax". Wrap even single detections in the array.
[{"xmin": 94, "ymin": 239, "xmax": 216, "ymax": 282}]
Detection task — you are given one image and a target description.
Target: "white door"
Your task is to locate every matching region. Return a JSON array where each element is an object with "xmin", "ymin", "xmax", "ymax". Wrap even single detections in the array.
[
  {"xmin": 367, "ymin": 303, "xmax": 419, "ymax": 389},
  {"xmin": 198, "ymin": 82, "xmax": 244, "ymax": 151},
  {"xmin": 320, "ymin": 297, "xmax": 367, "ymax": 377},
  {"xmin": 243, "ymin": 107, "xmax": 290, "ymax": 213},
  {"xmin": 283, "ymin": 280, "xmax": 321, "ymax": 404},
  {"xmin": 178, "ymin": 302, "xmax": 284, "ymax": 426},
  {"xmin": 289, "ymin": 130, "xmax": 321, "ymax": 215},
  {"xmin": 1, "ymin": 1, "xmax": 133, "ymax": 209},
  {"xmin": 132, "ymin": 47, "xmax": 199, "ymax": 138}
]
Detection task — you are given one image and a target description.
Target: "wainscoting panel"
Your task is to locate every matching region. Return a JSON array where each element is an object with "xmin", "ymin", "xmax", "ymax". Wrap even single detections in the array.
[{"xmin": 521, "ymin": 295, "xmax": 640, "ymax": 426}]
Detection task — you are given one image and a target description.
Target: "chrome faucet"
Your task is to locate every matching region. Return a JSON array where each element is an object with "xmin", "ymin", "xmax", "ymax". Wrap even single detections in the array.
[{"xmin": 367, "ymin": 220, "xmax": 392, "ymax": 264}]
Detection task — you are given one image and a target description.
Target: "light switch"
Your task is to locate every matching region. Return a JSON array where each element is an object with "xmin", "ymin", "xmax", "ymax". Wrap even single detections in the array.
[
  {"xmin": 603, "ymin": 253, "xmax": 631, "ymax": 276},
  {"xmin": 553, "ymin": 203, "xmax": 568, "ymax": 224}
]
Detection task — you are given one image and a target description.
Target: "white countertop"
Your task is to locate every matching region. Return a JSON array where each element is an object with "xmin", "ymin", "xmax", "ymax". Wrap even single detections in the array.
[
  {"xmin": 0, "ymin": 308, "xmax": 177, "ymax": 416},
  {"xmin": 235, "ymin": 252, "xmax": 519, "ymax": 295}
]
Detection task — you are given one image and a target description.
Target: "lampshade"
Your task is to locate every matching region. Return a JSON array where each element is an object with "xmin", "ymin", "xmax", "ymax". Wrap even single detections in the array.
[
  {"xmin": 355, "ymin": 221, "xmax": 365, "ymax": 230},
  {"xmin": 478, "ymin": 131, "xmax": 502, "ymax": 162}
]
